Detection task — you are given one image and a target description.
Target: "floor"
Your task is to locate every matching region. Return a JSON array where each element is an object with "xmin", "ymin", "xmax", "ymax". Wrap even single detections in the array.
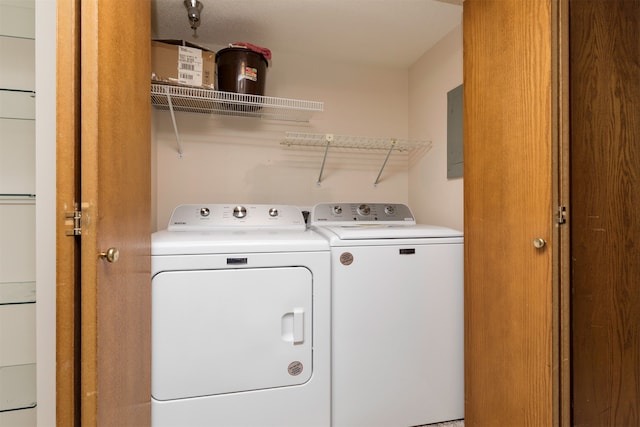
[{"xmin": 424, "ymin": 420, "xmax": 464, "ymax": 427}]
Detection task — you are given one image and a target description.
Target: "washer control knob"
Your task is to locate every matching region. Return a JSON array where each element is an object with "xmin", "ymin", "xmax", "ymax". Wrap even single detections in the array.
[
  {"xmin": 200, "ymin": 207, "xmax": 210, "ymax": 217},
  {"xmin": 333, "ymin": 205, "xmax": 342, "ymax": 214},
  {"xmin": 357, "ymin": 204, "xmax": 371, "ymax": 216},
  {"xmin": 384, "ymin": 205, "xmax": 396, "ymax": 215},
  {"xmin": 269, "ymin": 208, "xmax": 279, "ymax": 217},
  {"xmin": 233, "ymin": 206, "xmax": 247, "ymax": 218}
]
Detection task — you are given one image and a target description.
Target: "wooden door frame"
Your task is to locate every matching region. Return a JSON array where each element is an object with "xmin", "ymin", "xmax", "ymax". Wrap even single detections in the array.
[
  {"xmin": 553, "ymin": 0, "xmax": 571, "ymax": 425},
  {"xmin": 56, "ymin": 0, "xmax": 81, "ymax": 424}
]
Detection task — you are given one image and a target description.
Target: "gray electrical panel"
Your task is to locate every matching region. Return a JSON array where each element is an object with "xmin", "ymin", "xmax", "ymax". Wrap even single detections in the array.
[{"xmin": 447, "ymin": 84, "xmax": 463, "ymax": 179}]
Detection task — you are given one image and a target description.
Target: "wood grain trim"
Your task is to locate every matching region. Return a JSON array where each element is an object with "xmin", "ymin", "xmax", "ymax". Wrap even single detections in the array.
[
  {"xmin": 79, "ymin": 0, "xmax": 99, "ymax": 424},
  {"xmin": 56, "ymin": 0, "xmax": 81, "ymax": 425},
  {"xmin": 553, "ymin": 1, "xmax": 571, "ymax": 425}
]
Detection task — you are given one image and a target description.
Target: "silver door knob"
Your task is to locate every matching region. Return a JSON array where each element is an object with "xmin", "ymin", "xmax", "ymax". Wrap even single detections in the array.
[
  {"xmin": 532, "ymin": 238, "xmax": 546, "ymax": 249},
  {"xmin": 99, "ymin": 247, "xmax": 120, "ymax": 263}
]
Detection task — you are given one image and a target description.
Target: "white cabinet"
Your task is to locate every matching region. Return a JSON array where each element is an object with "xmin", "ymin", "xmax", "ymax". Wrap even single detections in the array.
[{"xmin": 0, "ymin": 1, "xmax": 36, "ymax": 423}]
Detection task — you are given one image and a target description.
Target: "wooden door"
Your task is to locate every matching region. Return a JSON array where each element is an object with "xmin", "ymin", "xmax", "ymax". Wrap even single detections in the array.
[
  {"xmin": 57, "ymin": 0, "xmax": 152, "ymax": 425},
  {"xmin": 570, "ymin": 1, "xmax": 640, "ymax": 425},
  {"xmin": 463, "ymin": 1, "xmax": 560, "ymax": 425}
]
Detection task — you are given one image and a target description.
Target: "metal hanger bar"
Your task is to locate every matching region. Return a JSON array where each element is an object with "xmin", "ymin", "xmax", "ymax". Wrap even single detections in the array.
[
  {"xmin": 374, "ymin": 140, "xmax": 397, "ymax": 186},
  {"xmin": 316, "ymin": 134, "xmax": 333, "ymax": 185},
  {"xmin": 164, "ymin": 85, "xmax": 183, "ymax": 158}
]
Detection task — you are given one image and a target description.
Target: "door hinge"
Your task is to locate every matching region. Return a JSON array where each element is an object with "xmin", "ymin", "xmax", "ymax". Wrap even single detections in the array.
[
  {"xmin": 557, "ymin": 205, "xmax": 567, "ymax": 225},
  {"xmin": 65, "ymin": 209, "xmax": 82, "ymax": 236}
]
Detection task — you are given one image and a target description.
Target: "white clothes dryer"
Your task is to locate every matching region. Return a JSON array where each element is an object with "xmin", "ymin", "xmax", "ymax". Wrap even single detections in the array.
[
  {"xmin": 151, "ymin": 204, "xmax": 330, "ymax": 427},
  {"xmin": 310, "ymin": 202, "xmax": 464, "ymax": 427}
]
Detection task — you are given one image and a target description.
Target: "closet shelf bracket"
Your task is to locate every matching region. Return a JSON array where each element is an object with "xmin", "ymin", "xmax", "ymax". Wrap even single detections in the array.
[
  {"xmin": 163, "ymin": 85, "xmax": 184, "ymax": 158},
  {"xmin": 374, "ymin": 139, "xmax": 397, "ymax": 186},
  {"xmin": 317, "ymin": 134, "xmax": 334, "ymax": 185}
]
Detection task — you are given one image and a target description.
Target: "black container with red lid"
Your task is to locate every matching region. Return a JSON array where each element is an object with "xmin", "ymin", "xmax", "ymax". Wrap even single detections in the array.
[{"xmin": 216, "ymin": 46, "xmax": 269, "ymax": 96}]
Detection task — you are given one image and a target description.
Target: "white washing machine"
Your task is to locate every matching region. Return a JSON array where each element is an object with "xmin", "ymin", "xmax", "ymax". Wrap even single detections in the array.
[
  {"xmin": 151, "ymin": 204, "xmax": 330, "ymax": 427},
  {"xmin": 310, "ymin": 202, "xmax": 464, "ymax": 427}
]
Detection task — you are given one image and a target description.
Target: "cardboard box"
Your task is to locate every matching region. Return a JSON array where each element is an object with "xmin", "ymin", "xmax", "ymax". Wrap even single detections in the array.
[{"xmin": 151, "ymin": 40, "xmax": 215, "ymax": 89}]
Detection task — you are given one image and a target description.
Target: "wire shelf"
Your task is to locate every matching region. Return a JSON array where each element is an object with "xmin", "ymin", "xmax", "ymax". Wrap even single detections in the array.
[
  {"xmin": 281, "ymin": 132, "xmax": 430, "ymax": 152},
  {"xmin": 151, "ymin": 84, "xmax": 324, "ymax": 157},
  {"xmin": 280, "ymin": 132, "xmax": 431, "ymax": 186},
  {"xmin": 0, "ymin": 281, "xmax": 36, "ymax": 305},
  {"xmin": 0, "ymin": 363, "xmax": 37, "ymax": 412},
  {"xmin": 0, "ymin": 194, "xmax": 36, "ymax": 205},
  {"xmin": 151, "ymin": 84, "xmax": 323, "ymax": 122}
]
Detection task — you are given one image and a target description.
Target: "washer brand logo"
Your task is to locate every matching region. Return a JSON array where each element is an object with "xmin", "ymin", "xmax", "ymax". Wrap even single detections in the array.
[
  {"xmin": 340, "ymin": 252, "xmax": 354, "ymax": 266},
  {"xmin": 173, "ymin": 221, "xmax": 186, "ymax": 225},
  {"xmin": 399, "ymin": 248, "xmax": 416, "ymax": 255},
  {"xmin": 288, "ymin": 361, "xmax": 303, "ymax": 376}
]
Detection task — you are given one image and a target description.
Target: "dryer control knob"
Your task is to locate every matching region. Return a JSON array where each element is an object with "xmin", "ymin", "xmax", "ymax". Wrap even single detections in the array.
[
  {"xmin": 269, "ymin": 208, "xmax": 279, "ymax": 217},
  {"xmin": 233, "ymin": 206, "xmax": 247, "ymax": 218},
  {"xmin": 384, "ymin": 205, "xmax": 396, "ymax": 215},
  {"xmin": 200, "ymin": 207, "xmax": 210, "ymax": 217},
  {"xmin": 333, "ymin": 205, "xmax": 343, "ymax": 214},
  {"xmin": 357, "ymin": 204, "xmax": 371, "ymax": 216}
]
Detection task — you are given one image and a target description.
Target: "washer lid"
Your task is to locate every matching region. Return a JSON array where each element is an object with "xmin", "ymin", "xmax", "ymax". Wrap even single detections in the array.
[
  {"xmin": 318, "ymin": 224, "xmax": 463, "ymax": 240},
  {"xmin": 152, "ymin": 228, "xmax": 329, "ymax": 255}
]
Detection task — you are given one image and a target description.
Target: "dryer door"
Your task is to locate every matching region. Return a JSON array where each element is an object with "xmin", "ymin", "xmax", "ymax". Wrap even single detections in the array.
[{"xmin": 152, "ymin": 267, "xmax": 313, "ymax": 401}]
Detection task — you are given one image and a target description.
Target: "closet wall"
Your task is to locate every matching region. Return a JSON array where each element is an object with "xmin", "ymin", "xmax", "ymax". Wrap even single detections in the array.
[
  {"xmin": 0, "ymin": 0, "xmax": 37, "ymax": 425},
  {"xmin": 152, "ymin": 24, "xmax": 463, "ymax": 231},
  {"xmin": 409, "ymin": 24, "xmax": 463, "ymax": 230},
  {"xmin": 152, "ymin": 51, "xmax": 409, "ymax": 230}
]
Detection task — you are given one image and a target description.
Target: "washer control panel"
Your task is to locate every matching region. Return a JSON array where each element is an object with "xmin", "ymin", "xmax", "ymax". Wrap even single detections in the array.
[
  {"xmin": 167, "ymin": 204, "xmax": 306, "ymax": 231},
  {"xmin": 310, "ymin": 203, "xmax": 416, "ymax": 226}
]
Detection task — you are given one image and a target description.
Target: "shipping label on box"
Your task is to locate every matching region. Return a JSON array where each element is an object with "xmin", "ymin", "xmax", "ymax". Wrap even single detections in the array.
[
  {"xmin": 177, "ymin": 46, "xmax": 204, "ymax": 87},
  {"xmin": 151, "ymin": 40, "xmax": 215, "ymax": 89}
]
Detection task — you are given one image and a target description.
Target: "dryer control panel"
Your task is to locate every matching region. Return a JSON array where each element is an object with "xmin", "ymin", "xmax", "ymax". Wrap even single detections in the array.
[
  {"xmin": 310, "ymin": 203, "xmax": 416, "ymax": 226},
  {"xmin": 167, "ymin": 204, "xmax": 306, "ymax": 231}
]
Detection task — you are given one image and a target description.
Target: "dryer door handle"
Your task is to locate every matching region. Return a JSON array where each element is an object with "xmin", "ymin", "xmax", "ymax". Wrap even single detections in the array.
[
  {"xmin": 293, "ymin": 308, "xmax": 305, "ymax": 344},
  {"xmin": 282, "ymin": 308, "xmax": 305, "ymax": 344}
]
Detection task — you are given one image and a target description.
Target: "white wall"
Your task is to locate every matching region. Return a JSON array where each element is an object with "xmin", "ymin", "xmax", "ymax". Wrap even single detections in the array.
[
  {"xmin": 153, "ymin": 29, "xmax": 464, "ymax": 231},
  {"xmin": 0, "ymin": 0, "xmax": 38, "ymax": 424},
  {"xmin": 35, "ymin": 0, "xmax": 57, "ymax": 425},
  {"xmin": 153, "ymin": 49, "xmax": 413, "ymax": 230},
  {"xmin": 408, "ymin": 24, "xmax": 464, "ymax": 231}
]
